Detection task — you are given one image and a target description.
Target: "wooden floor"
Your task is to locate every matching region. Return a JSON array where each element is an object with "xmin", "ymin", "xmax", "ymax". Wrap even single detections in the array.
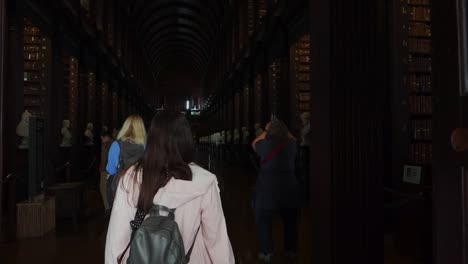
[
  {"xmin": 0, "ymin": 149, "xmax": 423, "ymax": 264},
  {"xmin": 0, "ymin": 162, "xmax": 312, "ymax": 264},
  {"xmin": 384, "ymin": 234, "xmax": 422, "ymax": 264}
]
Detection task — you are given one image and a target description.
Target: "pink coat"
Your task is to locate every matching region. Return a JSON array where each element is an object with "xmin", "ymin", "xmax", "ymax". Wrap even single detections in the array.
[{"xmin": 105, "ymin": 163, "xmax": 235, "ymax": 264}]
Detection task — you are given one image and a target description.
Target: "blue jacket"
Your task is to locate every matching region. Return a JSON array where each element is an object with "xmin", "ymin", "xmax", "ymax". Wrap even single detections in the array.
[{"xmin": 106, "ymin": 141, "xmax": 120, "ymax": 176}]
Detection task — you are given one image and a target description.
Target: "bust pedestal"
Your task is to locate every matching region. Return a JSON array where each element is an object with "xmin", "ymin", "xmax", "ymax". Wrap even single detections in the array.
[{"xmin": 16, "ymin": 194, "xmax": 55, "ymax": 238}]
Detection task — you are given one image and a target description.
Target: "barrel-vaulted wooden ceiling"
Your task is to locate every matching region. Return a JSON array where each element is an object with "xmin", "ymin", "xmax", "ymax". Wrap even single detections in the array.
[{"xmin": 125, "ymin": 0, "xmax": 228, "ymax": 99}]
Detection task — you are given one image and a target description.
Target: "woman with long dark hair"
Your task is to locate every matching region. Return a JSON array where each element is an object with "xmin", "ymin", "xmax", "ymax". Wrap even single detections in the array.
[
  {"xmin": 105, "ymin": 111, "xmax": 234, "ymax": 264},
  {"xmin": 251, "ymin": 119, "xmax": 301, "ymax": 263}
]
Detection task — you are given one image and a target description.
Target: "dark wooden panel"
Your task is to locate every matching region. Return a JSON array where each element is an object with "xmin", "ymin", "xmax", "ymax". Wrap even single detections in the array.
[
  {"xmin": 0, "ymin": 0, "xmax": 6, "ymax": 236},
  {"xmin": 309, "ymin": 0, "xmax": 331, "ymax": 261},
  {"xmin": 432, "ymin": 0, "xmax": 465, "ymax": 262},
  {"xmin": 309, "ymin": 0, "xmax": 386, "ymax": 262},
  {"xmin": 5, "ymin": 0, "xmax": 25, "ymax": 240}
]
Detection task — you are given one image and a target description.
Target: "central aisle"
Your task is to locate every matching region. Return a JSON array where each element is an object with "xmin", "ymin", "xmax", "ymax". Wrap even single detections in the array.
[{"xmin": 0, "ymin": 150, "xmax": 312, "ymax": 264}]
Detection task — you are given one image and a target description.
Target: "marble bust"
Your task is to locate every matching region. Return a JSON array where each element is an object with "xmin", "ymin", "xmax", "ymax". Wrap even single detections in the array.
[
  {"xmin": 16, "ymin": 110, "xmax": 32, "ymax": 149},
  {"xmin": 220, "ymin": 131, "xmax": 226, "ymax": 145},
  {"xmin": 255, "ymin": 123, "xmax": 264, "ymax": 137},
  {"xmin": 215, "ymin": 132, "xmax": 221, "ymax": 146},
  {"xmin": 242, "ymin": 127, "xmax": 250, "ymax": 145},
  {"xmin": 233, "ymin": 129, "xmax": 240, "ymax": 144},
  {"xmin": 60, "ymin": 119, "xmax": 72, "ymax": 147},
  {"xmin": 300, "ymin": 112, "xmax": 311, "ymax": 147},
  {"xmin": 227, "ymin": 130, "xmax": 232, "ymax": 144},
  {"xmin": 84, "ymin": 123, "xmax": 94, "ymax": 146},
  {"xmin": 211, "ymin": 133, "xmax": 216, "ymax": 145}
]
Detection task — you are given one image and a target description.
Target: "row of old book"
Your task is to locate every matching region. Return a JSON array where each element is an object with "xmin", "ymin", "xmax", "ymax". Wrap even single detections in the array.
[
  {"xmin": 411, "ymin": 143, "xmax": 432, "ymax": 164},
  {"xmin": 412, "ymin": 119, "xmax": 432, "ymax": 140},
  {"xmin": 408, "ymin": 74, "xmax": 431, "ymax": 93}
]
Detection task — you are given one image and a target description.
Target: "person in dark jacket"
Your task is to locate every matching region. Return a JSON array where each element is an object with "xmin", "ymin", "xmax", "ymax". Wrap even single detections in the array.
[{"xmin": 251, "ymin": 119, "xmax": 300, "ymax": 263}]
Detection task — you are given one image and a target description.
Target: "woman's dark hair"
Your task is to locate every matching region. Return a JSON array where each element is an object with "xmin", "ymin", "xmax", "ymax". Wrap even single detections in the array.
[
  {"xmin": 266, "ymin": 119, "xmax": 289, "ymax": 142},
  {"xmin": 130, "ymin": 110, "xmax": 194, "ymax": 213}
]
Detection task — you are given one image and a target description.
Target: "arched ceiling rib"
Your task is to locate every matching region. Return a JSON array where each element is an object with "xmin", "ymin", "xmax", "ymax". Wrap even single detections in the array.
[
  {"xmin": 151, "ymin": 47, "xmax": 206, "ymax": 76},
  {"xmin": 138, "ymin": 7, "xmax": 217, "ymax": 42},
  {"xmin": 147, "ymin": 30, "xmax": 210, "ymax": 61},
  {"xmin": 154, "ymin": 53, "xmax": 203, "ymax": 78},
  {"xmin": 127, "ymin": 0, "xmax": 227, "ymax": 98},
  {"xmin": 150, "ymin": 44, "xmax": 207, "ymax": 70}
]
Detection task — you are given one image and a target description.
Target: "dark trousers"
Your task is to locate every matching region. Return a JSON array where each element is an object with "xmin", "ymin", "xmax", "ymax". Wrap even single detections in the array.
[
  {"xmin": 106, "ymin": 176, "xmax": 117, "ymax": 208},
  {"xmin": 255, "ymin": 208, "xmax": 299, "ymax": 254}
]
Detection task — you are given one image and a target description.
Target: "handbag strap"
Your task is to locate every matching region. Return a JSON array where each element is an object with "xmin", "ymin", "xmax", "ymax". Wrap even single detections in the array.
[{"xmin": 261, "ymin": 142, "xmax": 287, "ymax": 166}]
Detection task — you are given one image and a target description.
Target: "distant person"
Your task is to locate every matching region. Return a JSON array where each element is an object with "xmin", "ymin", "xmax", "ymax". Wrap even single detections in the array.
[
  {"xmin": 251, "ymin": 119, "xmax": 300, "ymax": 263},
  {"xmin": 105, "ymin": 111, "xmax": 234, "ymax": 264},
  {"xmin": 106, "ymin": 115, "xmax": 146, "ymax": 207},
  {"xmin": 100, "ymin": 131, "xmax": 113, "ymax": 214}
]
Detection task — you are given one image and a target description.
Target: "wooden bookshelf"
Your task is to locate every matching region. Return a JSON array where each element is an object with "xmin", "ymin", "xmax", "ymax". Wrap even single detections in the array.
[
  {"xmin": 120, "ymin": 91, "xmax": 127, "ymax": 124},
  {"xmin": 243, "ymin": 84, "xmax": 250, "ymax": 127},
  {"xmin": 100, "ymin": 81, "xmax": 109, "ymax": 127},
  {"xmin": 86, "ymin": 72, "xmax": 96, "ymax": 123},
  {"xmin": 405, "ymin": 0, "xmax": 433, "ymax": 171},
  {"xmin": 239, "ymin": 2, "xmax": 246, "ymax": 51},
  {"xmin": 235, "ymin": 91, "xmax": 241, "ymax": 130},
  {"xmin": 80, "ymin": 0, "xmax": 91, "ymax": 19},
  {"xmin": 254, "ymin": 74, "xmax": 263, "ymax": 124},
  {"xmin": 112, "ymin": 91, "xmax": 118, "ymax": 129},
  {"xmin": 290, "ymin": 34, "xmax": 311, "ymax": 131},
  {"xmin": 63, "ymin": 56, "xmax": 79, "ymax": 133},
  {"xmin": 268, "ymin": 59, "xmax": 283, "ymax": 115},
  {"xmin": 257, "ymin": 0, "xmax": 267, "ymax": 26},
  {"xmin": 227, "ymin": 98, "xmax": 234, "ymax": 143},
  {"xmin": 247, "ymin": 0, "xmax": 255, "ymax": 36},
  {"xmin": 106, "ymin": 7, "xmax": 114, "ymax": 48},
  {"xmin": 23, "ymin": 19, "xmax": 51, "ymax": 118}
]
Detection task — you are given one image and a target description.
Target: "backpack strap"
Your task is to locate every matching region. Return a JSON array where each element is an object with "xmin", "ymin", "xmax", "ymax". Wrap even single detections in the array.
[
  {"xmin": 117, "ymin": 209, "xmax": 145, "ymax": 264},
  {"xmin": 116, "ymin": 140, "xmax": 123, "ymax": 172},
  {"xmin": 185, "ymin": 225, "xmax": 200, "ymax": 262},
  {"xmin": 261, "ymin": 142, "xmax": 287, "ymax": 166},
  {"xmin": 130, "ymin": 209, "xmax": 146, "ymax": 230},
  {"xmin": 151, "ymin": 204, "xmax": 175, "ymax": 219}
]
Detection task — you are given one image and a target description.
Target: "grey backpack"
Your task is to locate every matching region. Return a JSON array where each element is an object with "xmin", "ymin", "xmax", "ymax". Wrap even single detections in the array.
[
  {"xmin": 118, "ymin": 204, "xmax": 199, "ymax": 264},
  {"xmin": 110, "ymin": 140, "xmax": 145, "ymax": 194},
  {"xmin": 117, "ymin": 140, "xmax": 145, "ymax": 174}
]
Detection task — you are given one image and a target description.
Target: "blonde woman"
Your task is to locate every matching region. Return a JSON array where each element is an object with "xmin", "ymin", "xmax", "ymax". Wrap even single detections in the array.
[{"xmin": 106, "ymin": 115, "xmax": 147, "ymax": 207}]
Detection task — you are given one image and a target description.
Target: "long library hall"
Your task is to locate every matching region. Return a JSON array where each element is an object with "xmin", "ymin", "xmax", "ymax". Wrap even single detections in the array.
[{"xmin": 0, "ymin": 0, "xmax": 466, "ymax": 263}]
